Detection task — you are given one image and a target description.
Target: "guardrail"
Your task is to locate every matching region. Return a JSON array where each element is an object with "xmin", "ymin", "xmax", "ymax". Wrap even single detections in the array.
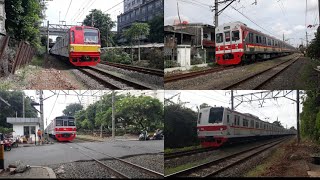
[{"xmin": 0, "ymin": 33, "xmax": 35, "ymax": 77}]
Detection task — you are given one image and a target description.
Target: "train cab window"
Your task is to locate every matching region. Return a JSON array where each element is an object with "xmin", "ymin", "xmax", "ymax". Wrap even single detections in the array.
[
  {"xmin": 225, "ymin": 31, "xmax": 230, "ymax": 42},
  {"xmin": 56, "ymin": 120, "xmax": 63, "ymax": 126},
  {"xmin": 63, "ymin": 120, "xmax": 68, "ymax": 126},
  {"xmin": 84, "ymin": 28, "xmax": 99, "ymax": 44},
  {"xmin": 249, "ymin": 33, "xmax": 253, "ymax": 43},
  {"xmin": 68, "ymin": 120, "xmax": 75, "ymax": 126},
  {"xmin": 216, "ymin": 33, "xmax": 223, "ymax": 43},
  {"xmin": 71, "ymin": 31, "xmax": 75, "ymax": 43},
  {"xmin": 232, "ymin": 31, "xmax": 240, "ymax": 41},
  {"xmin": 208, "ymin": 107, "xmax": 223, "ymax": 124}
]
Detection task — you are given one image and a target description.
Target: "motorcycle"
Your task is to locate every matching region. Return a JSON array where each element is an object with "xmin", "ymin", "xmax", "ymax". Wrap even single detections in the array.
[
  {"xmin": 152, "ymin": 130, "xmax": 164, "ymax": 140},
  {"xmin": 139, "ymin": 130, "xmax": 150, "ymax": 141},
  {"xmin": 3, "ymin": 139, "xmax": 11, "ymax": 151}
]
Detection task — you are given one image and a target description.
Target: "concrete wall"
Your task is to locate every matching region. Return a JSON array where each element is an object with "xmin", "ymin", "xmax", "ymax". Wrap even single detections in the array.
[{"xmin": 13, "ymin": 124, "xmax": 40, "ymax": 143}]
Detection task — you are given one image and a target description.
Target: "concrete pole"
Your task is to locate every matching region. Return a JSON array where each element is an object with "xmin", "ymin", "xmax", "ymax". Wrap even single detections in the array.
[
  {"xmin": 39, "ymin": 90, "xmax": 45, "ymax": 139},
  {"xmin": 22, "ymin": 94, "xmax": 25, "ymax": 118},
  {"xmin": 215, "ymin": 0, "xmax": 219, "ymax": 27},
  {"xmin": 297, "ymin": 90, "xmax": 300, "ymax": 143},
  {"xmin": 112, "ymin": 90, "xmax": 115, "ymax": 139},
  {"xmin": 47, "ymin": 21, "xmax": 50, "ymax": 54},
  {"xmin": 231, "ymin": 90, "xmax": 234, "ymax": 110},
  {"xmin": 306, "ymin": 31, "xmax": 309, "ymax": 48}
]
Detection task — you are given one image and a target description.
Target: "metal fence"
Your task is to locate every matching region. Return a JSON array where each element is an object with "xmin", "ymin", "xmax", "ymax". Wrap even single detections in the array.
[{"xmin": 0, "ymin": 33, "xmax": 35, "ymax": 77}]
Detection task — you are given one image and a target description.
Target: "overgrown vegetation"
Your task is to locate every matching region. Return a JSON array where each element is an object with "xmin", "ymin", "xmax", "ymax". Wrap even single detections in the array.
[
  {"xmin": 147, "ymin": 15, "xmax": 164, "ymax": 43},
  {"xmin": 307, "ymin": 27, "xmax": 320, "ymax": 62},
  {"xmin": 71, "ymin": 93, "xmax": 164, "ymax": 135},
  {"xmin": 300, "ymin": 90, "xmax": 320, "ymax": 141},
  {"xmin": 101, "ymin": 49, "xmax": 132, "ymax": 64},
  {"xmin": 164, "ymin": 103, "xmax": 199, "ymax": 149}
]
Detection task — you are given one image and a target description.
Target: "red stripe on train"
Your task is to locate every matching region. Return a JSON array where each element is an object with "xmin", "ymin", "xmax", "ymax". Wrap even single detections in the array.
[{"xmin": 197, "ymin": 125, "xmax": 228, "ymax": 131}]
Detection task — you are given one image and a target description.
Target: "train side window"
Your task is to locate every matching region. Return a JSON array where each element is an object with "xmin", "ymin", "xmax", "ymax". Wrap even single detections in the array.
[
  {"xmin": 198, "ymin": 113, "xmax": 202, "ymax": 124},
  {"xmin": 216, "ymin": 33, "xmax": 223, "ymax": 43},
  {"xmin": 232, "ymin": 31, "xmax": 240, "ymax": 41},
  {"xmin": 255, "ymin": 35, "xmax": 258, "ymax": 44},
  {"xmin": 227, "ymin": 115, "xmax": 229, "ymax": 123},
  {"xmin": 249, "ymin": 33, "xmax": 253, "ymax": 43},
  {"xmin": 225, "ymin": 31, "xmax": 230, "ymax": 42},
  {"xmin": 71, "ymin": 31, "xmax": 75, "ymax": 43},
  {"xmin": 263, "ymin": 37, "xmax": 266, "ymax": 45},
  {"xmin": 250, "ymin": 120, "xmax": 254, "ymax": 128},
  {"xmin": 256, "ymin": 122, "xmax": 259, "ymax": 128},
  {"xmin": 268, "ymin": 39, "xmax": 271, "ymax": 46},
  {"xmin": 259, "ymin": 36, "xmax": 262, "ymax": 44}
]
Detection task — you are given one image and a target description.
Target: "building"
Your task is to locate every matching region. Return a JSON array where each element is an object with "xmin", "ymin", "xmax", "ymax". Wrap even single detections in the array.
[
  {"xmin": 117, "ymin": 0, "xmax": 164, "ymax": 34},
  {"xmin": 124, "ymin": 0, "xmax": 144, "ymax": 13},
  {"xmin": 0, "ymin": 0, "xmax": 6, "ymax": 34},
  {"xmin": 7, "ymin": 118, "xmax": 41, "ymax": 143}
]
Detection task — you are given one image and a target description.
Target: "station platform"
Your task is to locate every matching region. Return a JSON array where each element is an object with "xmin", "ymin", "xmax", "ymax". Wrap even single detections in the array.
[{"xmin": 0, "ymin": 166, "xmax": 56, "ymax": 179}]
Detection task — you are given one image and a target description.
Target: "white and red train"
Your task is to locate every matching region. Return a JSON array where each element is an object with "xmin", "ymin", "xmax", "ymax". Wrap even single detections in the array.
[
  {"xmin": 215, "ymin": 22, "xmax": 296, "ymax": 65},
  {"xmin": 197, "ymin": 107, "xmax": 295, "ymax": 147},
  {"xmin": 45, "ymin": 116, "xmax": 76, "ymax": 142}
]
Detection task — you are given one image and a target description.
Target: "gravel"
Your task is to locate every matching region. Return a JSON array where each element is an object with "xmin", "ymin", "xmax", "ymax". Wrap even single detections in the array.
[
  {"xmin": 70, "ymin": 69, "xmax": 107, "ymax": 90},
  {"xmin": 97, "ymin": 64, "xmax": 164, "ymax": 89},
  {"xmin": 164, "ymin": 54, "xmax": 298, "ymax": 90},
  {"xmin": 48, "ymin": 153, "xmax": 164, "ymax": 179}
]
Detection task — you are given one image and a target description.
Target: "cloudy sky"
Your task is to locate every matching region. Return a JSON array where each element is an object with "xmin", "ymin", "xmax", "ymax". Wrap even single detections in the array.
[
  {"xmin": 165, "ymin": 90, "xmax": 305, "ymax": 129},
  {"xmin": 23, "ymin": 90, "xmax": 164, "ymax": 129},
  {"xmin": 164, "ymin": 0, "xmax": 319, "ymax": 47},
  {"xmin": 42, "ymin": 0, "xmax": 124, "ymax": 30}
]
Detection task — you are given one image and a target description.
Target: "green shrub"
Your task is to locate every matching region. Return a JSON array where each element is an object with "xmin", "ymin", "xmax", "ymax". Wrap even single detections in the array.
[{"xmin": 101, "ymin": 49, "xmax": 132, "ymax": 64}]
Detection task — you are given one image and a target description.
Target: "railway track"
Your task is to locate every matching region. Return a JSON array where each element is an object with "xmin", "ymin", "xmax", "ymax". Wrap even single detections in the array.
[
  {"xmin": 165, "ymin": 147, "xmax": 215, "ymax": 160},
  {"xmin": 101, "ymin": 62, "xmax": 164, "ymax": 77},
  {"xmin": 77, "ymin": 66, "xmax": 154, "ymax": 90},
  {"xmin": 64, "ymin": 142, "xmax": 164, "ymax": 179},
  {"xmin": 222, "ymin": 55, "xmax": 301, "ymax": 90},
  {"xmin": 165, "ymin": 137, "xmax": 288, "ymax": 178},
  {"xmin": 164, "ymin": 66, "xmax": 234, "ymax": 83}
]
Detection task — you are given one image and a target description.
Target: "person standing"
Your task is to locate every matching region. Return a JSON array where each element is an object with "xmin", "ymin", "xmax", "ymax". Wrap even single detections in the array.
[{"xmin": 37, "ymin": 129, "xmax": 42, "ymax": 145}]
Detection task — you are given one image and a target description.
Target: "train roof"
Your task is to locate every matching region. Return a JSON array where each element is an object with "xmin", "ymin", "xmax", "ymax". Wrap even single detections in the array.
[{"xmin": 55, "ymin": 116, "xmax": 75, "ymax": 119}]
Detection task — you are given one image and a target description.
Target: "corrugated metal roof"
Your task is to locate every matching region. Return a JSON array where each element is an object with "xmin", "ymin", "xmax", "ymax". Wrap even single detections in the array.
[{"xmin": 6, "ymin": 118, "xmax": 40, "ymax": 124}]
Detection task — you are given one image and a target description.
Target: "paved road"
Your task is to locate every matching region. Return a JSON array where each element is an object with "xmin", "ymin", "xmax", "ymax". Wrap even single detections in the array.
[{"xmin": 4, "ymin": 139, "xmax": 164, "ymax": 167}]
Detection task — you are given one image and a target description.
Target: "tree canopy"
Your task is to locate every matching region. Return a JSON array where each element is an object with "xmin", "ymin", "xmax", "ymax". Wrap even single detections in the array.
[
  {"xmin": 300, "ymin": 90, "xmax": 320, "ymax": 141},
  {"xmin": 74, "ymin": 93, "xmax": 163, "ymax": 134},
  {"xmin": 148, "ymin": 15, "xmax": 164, "ymax": 43},
  {"xmin": 63, "ymin": 103, "xmax": 83, "ymax": 117},
  {"xmin": 83, "ymin": 9, "xmax": 116, "ymax": 47},
  {"xmin": 164, "ymin": 103, "xmax": 199, "ymax": 149},
  {"xmin": 272, "ymin": 120, "xmax": 284, "ymax": 128},
  {"xmin": 5, "ymin": 0, "xmax": 45, "ymax": 47},
  {"xmin": 0, "ymin": 90, "xmax": 38, "ymax": 128},
  {"xmin": 307, "ymin": 27, "xmax": 320, "ymax": 60}
]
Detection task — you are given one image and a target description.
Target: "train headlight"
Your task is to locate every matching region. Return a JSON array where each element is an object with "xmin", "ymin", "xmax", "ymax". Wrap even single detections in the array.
[
  {"xmin": 70, "ymin": 47, "xmax": 74, "ymax": 52},
  {"xmin": 98, "ymin": 48, "xmax": 101, "ymax": 52}
]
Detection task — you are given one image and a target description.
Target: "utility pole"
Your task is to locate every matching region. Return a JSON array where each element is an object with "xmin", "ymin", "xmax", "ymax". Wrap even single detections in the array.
[
  {"xmin": 297, "ymin": 90, "xmax": 300, "ymax": 143},
  {"xmin": 306, "ymin": 31, "xmax": 309, "ymax": 48},
  {"xmin": 231, "ymin": 90, "xmax": 234, "ymax": 110},
  {"xmin": 91, "ymin": 10, "xmax": 94, "ymax": 27},
  {"xmin": 47, "ymin": 21, "xmax": 50, "ymax": 54},
  {"xmin": 215, "ymin": 0, "xmax": 219, "ymax": 27},
  {"xmin": 39, "ymin": 90, "xmax": 44, "ymax": 136},
  {"xmin": 283, "ymin": 33, "xmax": 285, "ymax": 42},
  {"xmin": 22, "ymin": 94, "xmax": 25, "ymax": 118},
  {"xmin": 112, "ymin": 90, "xmax": 115, "ymax": 139}
]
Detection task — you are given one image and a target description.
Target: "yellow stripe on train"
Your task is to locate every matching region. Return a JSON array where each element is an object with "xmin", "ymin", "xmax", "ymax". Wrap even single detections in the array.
[{"xmin": 69, "ymin": 44, "xmax": 101, "ymax": 52}]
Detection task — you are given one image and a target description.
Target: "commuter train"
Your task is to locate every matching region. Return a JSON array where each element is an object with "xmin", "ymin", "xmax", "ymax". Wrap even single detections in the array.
[
  {"xmin": 46, "ymin": 116, "xmax": 76, "ymax": 142},
  {"xmin": 215, "ymin": 21, "xmax": 296, "ymax": 65},
  {"xmin": 50, "ymin": 26, "xmax": 101, "ymax": 66},
  {"xmin": 197, "ymin": 106, "xmax": 296, "ymax": 147}
]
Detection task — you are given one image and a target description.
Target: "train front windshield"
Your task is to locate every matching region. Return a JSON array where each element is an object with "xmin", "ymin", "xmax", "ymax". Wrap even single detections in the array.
[
  {"xmin": 84, "ymin": 28, "xmax": 99, "ymax": 44},
  {"xmin": 56, "ymin": 118, "xmax": 76, "ymax": 126},
  {"xmin": 208, "ymin": 108, "xmax": 223, "ymax": 124}
]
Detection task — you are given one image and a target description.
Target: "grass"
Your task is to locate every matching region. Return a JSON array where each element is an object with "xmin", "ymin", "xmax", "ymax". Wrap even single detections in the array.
[
  {"xmin": 31, "ymin": 56, "xmax": 45, "ymax": 67},
  {"xmin": 244, "ymin": 138, "xmax": 295, "ymax": 177},
  {"xmin": 0, "ymin": 80, "xmax": 12, "ymax": 90},
  {"xmin": 164, "ymin": 145, "xmax": 202, "ymax": 154},
  {"xmin": 165, "ymin": 158, "xmax": 210, "ymax": 176},
  {"xmin": 300, "ymin": 58, "xmax": 320, "ymax": 89}
]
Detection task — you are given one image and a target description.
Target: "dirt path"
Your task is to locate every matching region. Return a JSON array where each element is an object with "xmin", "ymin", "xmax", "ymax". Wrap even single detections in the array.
[{"xmin": 26, "ymin": 55, "xmax": 85, "ymax": 89}]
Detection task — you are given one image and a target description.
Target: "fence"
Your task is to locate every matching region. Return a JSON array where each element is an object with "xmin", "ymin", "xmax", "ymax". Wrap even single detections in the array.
[{"xmin": 0, "ymin": 33, "xmax": 35, "ymax": 77}]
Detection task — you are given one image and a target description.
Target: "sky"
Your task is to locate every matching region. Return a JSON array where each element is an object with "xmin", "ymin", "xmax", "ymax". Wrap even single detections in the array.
[
  {"xmin": 165, "ymin": 90, "xmax": 305, "ymax": 129},
  {"xmin": 164, "ymin": 0, "xmax": 319, "ymax": 47},
  {"xmin": 42, "ymin": 0, "xmax": 124, "ymax": 32},
  {"xmin": 23, "ymin": 90, "xmax": 165, "ymax": 129}
]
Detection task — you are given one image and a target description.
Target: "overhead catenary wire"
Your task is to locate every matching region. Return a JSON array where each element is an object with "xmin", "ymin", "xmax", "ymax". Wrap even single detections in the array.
[{"xmin": 64, "ymin": 0, "xmax": 73, "ymax": 21}]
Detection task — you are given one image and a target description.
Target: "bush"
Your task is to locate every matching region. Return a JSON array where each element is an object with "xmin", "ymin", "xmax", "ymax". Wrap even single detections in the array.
[
  {"xmin": 101, "ymin": 49, "xmax": 132, "ymax": 64},
  {"xmin": 165, "ymin": 60, "xmax": 179, "ymax": 68},
  {"xmin": 145, "ymin": 48, "xmax": 164, "ymax": 69}
]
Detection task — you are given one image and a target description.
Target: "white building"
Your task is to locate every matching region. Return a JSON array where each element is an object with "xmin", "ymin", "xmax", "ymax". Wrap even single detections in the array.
[
  {"xmin": 7, "ymin": 118, "xmax": 41, "ymax": 143},
  {"xmin": 0, "ymin": 0, "xmax": 5, "ymax": 34}
]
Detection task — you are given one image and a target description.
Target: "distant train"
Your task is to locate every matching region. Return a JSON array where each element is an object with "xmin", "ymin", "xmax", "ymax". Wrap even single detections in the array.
[
  {"xmin": 197, "ymin": 106, "xmax": 296, "ymax": 147},
  {"xmin": 46, "ymin": 116, "xmax": 76, "ymax": 142},
  {"xmin": 50, "ymin": 26, "xmax": 101, "ymax": 66},
  {"xmin": 215, "ymin": 21, "xmax": 296, "ymax": 65}
]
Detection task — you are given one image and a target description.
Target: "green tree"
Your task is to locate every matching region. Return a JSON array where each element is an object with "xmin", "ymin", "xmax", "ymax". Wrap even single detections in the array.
[
  {"xmin": 148, "ymin": 15, "xmax": 164, "ymax": 43},
  {"xmin": 272, "ymin": 120, "xmax": 283, "ymax": 128},
  {"xmin": 124, "ymin": 23, "xmax": 150, "ymax": 61},
  {"xmin": 5, "ymin": 0, "xmax": 45, "ymax": 47},
  {"xmin": 83, "ymin": 9, "xmax": 116, "ymax": 47},
  {"xmin": 63, "ymin": 103, "xmax": 83, "ymax": 117},
  {"xmin": 115, "ymin": 95, "xmax": 163, "ymax": 132},
  {"xmin": 200, "ymin": 103, "xmax": 210, "ymax": 109},
  {"xmin": 164, "ymin": 104, "xmax": 199, "ymax": 149},
  {"xmin": 0, "ymin": 91, "xmax": 38, "ymax": 128}
]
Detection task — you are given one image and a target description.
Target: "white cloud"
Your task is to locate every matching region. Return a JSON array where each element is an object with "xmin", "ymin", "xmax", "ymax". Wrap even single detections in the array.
[{"xmin": 293, "ymin": 25, "xmax": 306, "ymax": 31}]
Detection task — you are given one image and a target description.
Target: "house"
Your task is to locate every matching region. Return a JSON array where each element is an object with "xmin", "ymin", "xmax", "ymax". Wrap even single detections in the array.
[{"xmin": 7, "ymin": 117, "xmax": 41, "ymax": 143}]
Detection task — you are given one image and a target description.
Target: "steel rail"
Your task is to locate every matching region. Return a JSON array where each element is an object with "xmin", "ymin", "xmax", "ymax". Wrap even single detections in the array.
[{"xmin": 165, "ymin": 147, "xmax": 215, "ymax": 160}]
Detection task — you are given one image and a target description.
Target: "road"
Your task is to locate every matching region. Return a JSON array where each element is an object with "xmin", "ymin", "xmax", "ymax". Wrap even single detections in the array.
[{"xmin": 4, "ymin": 139, "xmax": 164, "ymax": 167}]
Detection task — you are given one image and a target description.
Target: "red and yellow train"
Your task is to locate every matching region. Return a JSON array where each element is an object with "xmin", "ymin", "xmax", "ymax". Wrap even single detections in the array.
[
  {"xmin": 50, "ymin": 26, "xmax": 101, "ymax": 66},
  {"xmin": 215, "ymin": 22, "xmax": 296, "ymax": 65}
]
